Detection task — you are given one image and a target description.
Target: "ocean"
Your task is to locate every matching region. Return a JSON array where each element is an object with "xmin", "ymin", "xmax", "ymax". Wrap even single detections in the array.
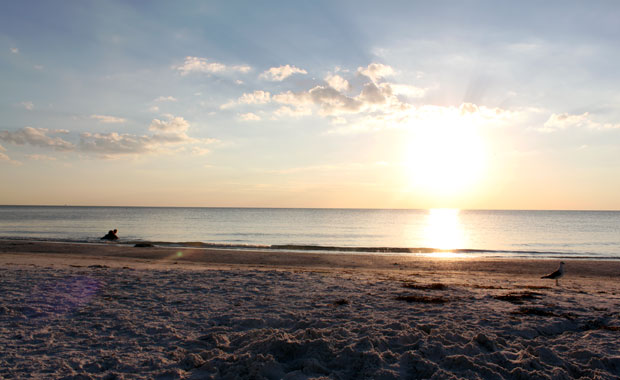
[{"xmin": 0, "ymin": 206, "xmax": 619, "ymax": 259}]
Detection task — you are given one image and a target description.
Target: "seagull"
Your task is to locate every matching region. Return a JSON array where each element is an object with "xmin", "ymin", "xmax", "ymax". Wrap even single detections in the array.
[{"xmin": 541, "ymin": 261, "xmax": 565, "ymax": 286}]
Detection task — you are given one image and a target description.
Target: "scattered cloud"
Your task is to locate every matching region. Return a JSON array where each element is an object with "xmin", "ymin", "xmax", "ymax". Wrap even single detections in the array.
[
  {"xmin": 0, "ymin": 144, "xmax": 20, "ymax": 165},
  {"xmin": 79, "ymin": 132, "xmax": 152, "ymax": 156},
  {"xmin": 359, "ymin": 83, "xmax": 386, "ymax": 104},
  {"xmin": 192, "ymin": 147, "xmax": 211, "ymax": 156},
  {"xmin": 154, "ymin": 96, "xmax": 178, "ymax": 102},
  {"xmin": 212, "ymin": 62, "xmax": 523, "ymax": 136},
  {"xmin": 0, "ymin": 145, "xmax": 10, "ymax": 161},
  {"xmin": 240, "ymin": 112, "xmax": 260, "ymax": 121},
  {"xmin": 387, "ymin": 83, "xmax": 426, "ymax": 98},
  {"xmin": 175, "ymin": 56, "xmax": 251, "ymax": 76},
  {"xmin": 20, "ymin": 101, "xmax": 34, "ymax": 110},
  {"xmin": 149, "ymin": 105, "xmax": 160, "ymax": 112},
  {"xmin": 325, "ymin": 103, "xmax": 518, "ymax": 135},
  {"xmin": 325, "ymin": 74, "xmax": 350, "ymax": 92},
  {"xmin": 79, "ymin": 115, "xmax": 211, "ymax": 157},
  {"xmin": 260, "ymin": 65, "xmax": 307, "ymax": 81},
  {"xmin": 10, "ymin": 47, "xmax": 19, "ymax": 54},
  {"xmin": 90, "ymin": 114, "xmax": 126, "ymax": 124},
  {"xmin": 239, "ymin": 90, "xmax": 271, "ymax": 104},
  {"xmin": 1, "ymin": 116, "xmax": 217, "ymax": 159},
  {"xmin": 275, "ymin": 86, "xmax": 362, "ymax": 116},
  {"xmin": 357, "ymin": 63, "xmax": 395, "ymax": 82},
  {"xmin": 274, "ymin": 106, "xmax": 312, "ymax": 118},
  {"xmin": 26, "ymin": 154, "xmax": 57, "ymax": 161},
  {"xmin": 541, "ymin": 112, "xmax": 620, "ymax": 132},
  {"xmin": 0, "ymin": 127, "xmax": 74, "ymax": 151},
  {"xmin": 221, "ymin": 91, "xmax": 271, "ymax": 109},
  {"xmin": 219, "ymin": 100, "xmax": 236, "ymax": 110},
  {"xmin": 147, "ymin": 115, "xmax": 193, "ymax": 143}
]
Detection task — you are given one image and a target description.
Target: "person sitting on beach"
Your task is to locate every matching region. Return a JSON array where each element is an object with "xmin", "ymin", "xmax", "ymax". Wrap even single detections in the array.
[{"xmin": 101, "ymin": 229, "xmax": 119, "ymax": 241}]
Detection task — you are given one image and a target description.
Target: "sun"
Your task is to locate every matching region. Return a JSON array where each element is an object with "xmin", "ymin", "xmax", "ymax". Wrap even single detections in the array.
[{"xmin": 403, "ymin": 107, "xmax": 487, "ymax": 196}]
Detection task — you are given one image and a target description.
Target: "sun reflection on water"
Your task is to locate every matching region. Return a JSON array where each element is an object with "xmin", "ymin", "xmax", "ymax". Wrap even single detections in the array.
[{"xmin": 423, "ymin": 208, "xmax": 467, "ymax": 258}]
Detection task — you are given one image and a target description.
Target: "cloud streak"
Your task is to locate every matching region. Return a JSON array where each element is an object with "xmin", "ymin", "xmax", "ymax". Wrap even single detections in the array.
[
  {"xmin": 260, "ymin": 65, "xmax": 307, "ymax": 81},
  {"xmin": 90, "ymin": 115, "xmax": 126, "ymax": 124},
  {"xmin": 0, "ymin": 115, "xmax": 217, "ymax": 159},
  {"xmin": 541, "ymin": 112, "xmax": 620, "ymax": 132},
  {"xmin": 0, "ymin": 127, "xmax": 74, "ymax": 151},
  {"xmin": 175, "ymin": 56, "xmax": 251, "ymax": 76}
]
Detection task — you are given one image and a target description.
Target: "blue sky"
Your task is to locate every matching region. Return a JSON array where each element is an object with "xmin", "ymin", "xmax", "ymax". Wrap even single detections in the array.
[{"xmin": 1, "ymin": 1, "xmax": 620, "ymax": 209}]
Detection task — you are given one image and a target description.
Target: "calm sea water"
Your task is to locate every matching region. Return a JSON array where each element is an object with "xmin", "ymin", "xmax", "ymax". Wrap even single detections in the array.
[{"xmin": 0, "ymin": 206, "xmax": 619, "ymax": 259}]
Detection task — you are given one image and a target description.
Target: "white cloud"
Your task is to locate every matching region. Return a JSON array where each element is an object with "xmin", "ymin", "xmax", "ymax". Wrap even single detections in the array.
[
  {"xmin": 272, "ymin": 91, "xmax": 311, "ymax": 106},
  {"xmin": 154, "ymin": 96, "xmax": 178, "ymax": 102},
  {"xmin": 149, "ymin": 106, "xmax": 160, "ymax": 112},
  {"xmin": 541, "ymin": 112, "xmax": 620, "ymax": 132},
  {"xmin": 10, "ymin": 47, "xmax": 19, "ymax": 54},
  {"xmin": 240, "ymin": 112, "xmax": 261, "ymax": 121},
  {"xmin": 273, "ymin": 106, "xmax": 312, "ymax": 118},
  {"xmin": 239, "ymin": 90, "xmax": 271, "ymax": 104},
  {"xmin": 357, "ymin": 63, "xmax": 395, "ymax": 82},
  {"xmin": 219, "ymin": 101, "xmax": 236, "ymax": 110},
  {"xmin": 148, "ymin": 115, "xmax": 193, "ymax": 143},
  {"xmin": 0, "ymin": 144, "xmax": 19, "ymax": 164},
  {"xmin": 308, "ymin": 86, "xmax": 362, "ymax": 115},
  {"xmin": 90, "ymin": 114, "xmax": 126, "ymax": 124},
  {"xmin": 221, "ymin": 91, "xmax": 271, "ymax": 109},
  {"xmin": 325, "ymin": 102, "xmax": 519, "ymax": 135},
  {"xmin": 386, "ymin": 83, "xmax": 426, "ymax": 98},
  {"xmin": 79, "ymin": 132, "xmax": 152, "ymax": 155},
  {"xmin": 79, "ymin": 115, "xmax": 211, "ymax": 157},
  {"xmin": 359, "ymin": 83, "xmax": 386, "ymax": 104},
  {"xmin": 325, "ymin": 74, "xmax": 350, "ymax": 92},
  {"xmin": 20, "ymin": 101, "xmax": 34, "ymax": 110},
  {"xmin": 272, "ymin": 81, "xmax": 401, "ymax": 117},
  {"xmin": 1, "ymin": 116, "xmax": 217, "ymax": 159},
  {"xmin": 0, "ymin": 127, "xmax": 74, "ymax": 151},
  {"xmin": 260, "ymin": 65, "xmax": 307, "ymax": 81},
  {"xmin": 175, "ymin": 56, "xmax": 251, "ymax": 76}
]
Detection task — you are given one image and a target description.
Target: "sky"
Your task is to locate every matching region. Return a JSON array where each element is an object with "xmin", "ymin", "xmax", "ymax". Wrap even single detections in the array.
[{"xmin": 1, "ymin": 1, "xmax": 619, "ymax": 209}]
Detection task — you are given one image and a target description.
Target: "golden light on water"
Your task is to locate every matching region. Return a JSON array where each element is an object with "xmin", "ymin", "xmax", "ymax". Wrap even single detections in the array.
[{"xmin": 423, "ymin": 208, "xmax": 466, "ymax": 257}]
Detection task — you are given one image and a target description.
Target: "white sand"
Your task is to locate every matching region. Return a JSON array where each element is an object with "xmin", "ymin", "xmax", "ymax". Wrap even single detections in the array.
[{"xmin": 1, "ymin": 241, "xmax": 619, "ymax": 379}]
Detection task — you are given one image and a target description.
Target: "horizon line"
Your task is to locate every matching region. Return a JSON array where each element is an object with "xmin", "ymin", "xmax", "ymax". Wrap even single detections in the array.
[{"xmin": 1, "ymin": 204, "xmax": 619, "ymax": 212}]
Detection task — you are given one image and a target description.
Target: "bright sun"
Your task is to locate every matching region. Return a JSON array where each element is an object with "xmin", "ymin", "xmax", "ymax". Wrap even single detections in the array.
[{"xmin": 404, "ymin": 107, "xmax": 487, "ymax": 195}]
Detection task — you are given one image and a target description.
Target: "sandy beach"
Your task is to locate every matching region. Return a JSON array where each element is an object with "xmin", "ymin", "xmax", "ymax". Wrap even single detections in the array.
[{"xmin": 1, "ymin": 240, "xmax": 619, "ymax": 379}]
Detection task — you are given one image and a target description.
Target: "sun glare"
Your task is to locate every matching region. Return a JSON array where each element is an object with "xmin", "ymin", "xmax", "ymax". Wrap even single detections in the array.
[
  {"xmin": 423, "ymin": 208, "xmax": 466, "ymax": 252},
  {"xmin": 404, "ymin": 108, "xmax": 486, "ymax": 196}
]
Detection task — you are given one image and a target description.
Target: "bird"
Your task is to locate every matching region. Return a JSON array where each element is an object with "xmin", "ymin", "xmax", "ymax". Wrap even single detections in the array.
[{"xmin": 541, "ymin": 261, "xmax": 565, "ymax": 286}]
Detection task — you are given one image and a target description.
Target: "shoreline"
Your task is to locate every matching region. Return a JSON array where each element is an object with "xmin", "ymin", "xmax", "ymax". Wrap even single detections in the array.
[
  {"xmin": 1, "ymin": 236, "xmax": 619, "ymax": 260},
  {"xmin": 2, "ymin": 239, "xmax": 620, "ymax": 278}
]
